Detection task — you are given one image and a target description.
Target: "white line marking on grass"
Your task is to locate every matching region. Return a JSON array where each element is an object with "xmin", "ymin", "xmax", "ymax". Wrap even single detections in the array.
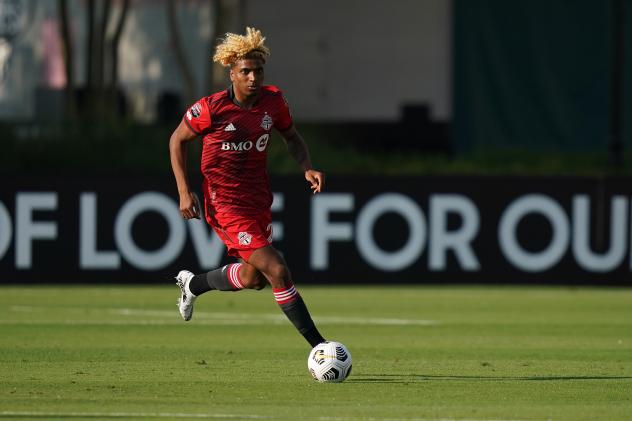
[
  {"xmin": 7, "ymin": 306, "xmax": 438, "ymax": 326},
  {"xmin": 0, "ymin": 319, "xmax": 263, "ymax": 326},
  {"xmin": 0, "ymin": 411, "xmax": 271, "ymax": 419}
]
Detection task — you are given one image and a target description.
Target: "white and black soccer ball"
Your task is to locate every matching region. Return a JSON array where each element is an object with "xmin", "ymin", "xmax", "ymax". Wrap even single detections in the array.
[{"xmin": 307, "ymin": 341, "xmax": 352, "ymax": 382}]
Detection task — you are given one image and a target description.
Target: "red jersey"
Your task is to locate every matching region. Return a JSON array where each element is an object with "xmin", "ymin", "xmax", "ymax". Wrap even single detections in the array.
[{"xmin": 183, "ymin": 85, "xmax": 293, "ymax": 215}]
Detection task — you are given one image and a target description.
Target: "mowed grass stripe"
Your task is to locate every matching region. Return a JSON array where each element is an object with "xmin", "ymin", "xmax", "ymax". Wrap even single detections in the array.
[
  {"xmin": 0, "ymin": 411, "xmax": 270, "ymax": 419},
  {"xmin": 6, "ymin": 305, "xmax": 439, "ymax": 326},
  {"xmin": 0, "ymin": 412, "xmax": 542, "ymax": 421},
  {"xmin": 0, "ymin": 285, "xmax": 631, "ymax": 421}
]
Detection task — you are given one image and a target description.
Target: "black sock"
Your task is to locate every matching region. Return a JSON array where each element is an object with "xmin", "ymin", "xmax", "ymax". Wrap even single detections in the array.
[
  {"xmin": 188, "ymin": 264, "xmax": 240, "ymax": 296},
  {"xmin": 278, "ymin": 295, "xmax": 325, "ymax": 347}
]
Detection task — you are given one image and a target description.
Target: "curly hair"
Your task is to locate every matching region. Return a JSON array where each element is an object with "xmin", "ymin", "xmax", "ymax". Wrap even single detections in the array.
[{"xmin": 213, "ymin": 27, "xmax": 270, "ymax": 67}]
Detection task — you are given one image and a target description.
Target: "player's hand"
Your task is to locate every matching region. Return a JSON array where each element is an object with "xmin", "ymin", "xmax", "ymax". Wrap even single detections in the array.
[
  {"xmin": 179, "ymin": 192, "xmax": 201, "ymax": 219},
  {"xmin": 305, "ymin": 169, "xmax": 324, "ymax": 194}
]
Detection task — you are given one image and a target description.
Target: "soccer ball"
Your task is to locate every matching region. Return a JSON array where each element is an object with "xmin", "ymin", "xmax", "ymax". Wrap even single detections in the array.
[{"xmin": 307, "ymin": 341, "xmax": 352, "ymax": 382}]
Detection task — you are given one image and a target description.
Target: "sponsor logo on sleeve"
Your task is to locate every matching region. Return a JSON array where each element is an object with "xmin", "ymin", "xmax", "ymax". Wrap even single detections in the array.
[{"xmin": 190, "ymin": 103, "xmax": 201, "ymax": 118}]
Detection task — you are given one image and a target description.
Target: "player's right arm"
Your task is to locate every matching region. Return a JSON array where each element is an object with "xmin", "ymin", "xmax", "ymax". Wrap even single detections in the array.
[{"xmin": 169, "ymin": 120, "xmax": 200, "ymax": 219}]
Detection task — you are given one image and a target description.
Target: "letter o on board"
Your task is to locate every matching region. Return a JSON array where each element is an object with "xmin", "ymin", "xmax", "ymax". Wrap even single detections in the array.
[
  {"xmin": 114, "ymin": 192, "xmax": 185, "ymax": 270},
  {"xmin": 499, "ymin": 194, "xmax": 569, "ymax": 272},
  {"xmin": 0, "ymin": 202, "xmax": 11, "ymax": 260},
  {"xmin": 355, "ymin": 193, "xmax": 425, "ymax": 271}
]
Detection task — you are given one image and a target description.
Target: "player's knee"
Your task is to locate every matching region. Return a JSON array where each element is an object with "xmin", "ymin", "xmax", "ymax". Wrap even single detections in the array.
[
  {"xmin": 251, "ymin": 273, "xmax": 267, "ymax": 290},
  {"xmin": 240, "ymin": 265, "xmax": 265, "ymax": 289},
  {"xmin": 239, "ymin": 265, "xmax": 266, "ymax": 290},
  {"xmin": 252, "ymin": 283, "xmax": 266, "ymax": 291},
  {"xmin": 242, "ymin": 276, "xmax": 263, "ymax": 290},
  {"xmin": 267, "ymin": 262, "xmax": 291, "ymax": 286}
]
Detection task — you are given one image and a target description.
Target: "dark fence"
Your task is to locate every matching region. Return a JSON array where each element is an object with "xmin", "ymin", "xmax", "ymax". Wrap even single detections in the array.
[
  {"xmin": 1, "ymin": 175, "xmax": 631, "ymax": 285},
  {"xmin": 453, "ymin": 0, "xmax": 632, "ymax": 151}
]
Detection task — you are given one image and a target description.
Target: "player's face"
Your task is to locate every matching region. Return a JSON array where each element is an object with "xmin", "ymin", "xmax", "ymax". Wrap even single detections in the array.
[{"xmin": 230, "ymin": 59, "xmax": 265, "ymax": 98}]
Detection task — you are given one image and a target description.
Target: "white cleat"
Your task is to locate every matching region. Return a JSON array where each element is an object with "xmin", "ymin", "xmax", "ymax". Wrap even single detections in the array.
[{"xmin": 175, "ymin": 270, "xmax": 196, "ymax": 321}]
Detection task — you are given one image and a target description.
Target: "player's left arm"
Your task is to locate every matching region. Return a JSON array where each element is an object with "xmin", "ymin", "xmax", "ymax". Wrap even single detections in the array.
[{"xmin": 278, "ymin": 125, "xmax": 324, "ymax": 194}]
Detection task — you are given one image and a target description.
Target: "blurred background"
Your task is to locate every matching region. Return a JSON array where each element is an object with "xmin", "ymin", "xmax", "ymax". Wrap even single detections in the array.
[{"xmin": 1, "ymin": 0, "xmax": 632, "ymax": 284}]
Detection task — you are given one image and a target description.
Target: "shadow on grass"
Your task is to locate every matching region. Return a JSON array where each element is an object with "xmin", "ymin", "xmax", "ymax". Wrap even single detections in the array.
[{"xmin": 347, "ymin": 374, "xmax": 632, "ymax": 384}]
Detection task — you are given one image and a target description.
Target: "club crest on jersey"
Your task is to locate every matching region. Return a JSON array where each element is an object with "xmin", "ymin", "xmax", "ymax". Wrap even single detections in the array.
[
  {"xmin": 190, "ymin": 103, "xmax": 201, "ymax": 118},
  {"xmin": 238, "ymin": 231, "xmax": 252, "ymax": 246},
  {"xmin": 261, "ymin": 113, "xmax": 273, "ymax": 131}
]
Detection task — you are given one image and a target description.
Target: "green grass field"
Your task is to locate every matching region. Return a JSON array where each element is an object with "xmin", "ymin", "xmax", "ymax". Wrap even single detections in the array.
[{"xmin": 1, "ymin": 285, "xmax": 631, "ymax": 421}]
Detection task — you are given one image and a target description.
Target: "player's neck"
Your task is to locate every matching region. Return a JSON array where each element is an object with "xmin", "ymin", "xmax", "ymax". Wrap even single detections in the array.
[{"xmin": 232, "ymin": 87, "xmax": 260, "ymax": 110}]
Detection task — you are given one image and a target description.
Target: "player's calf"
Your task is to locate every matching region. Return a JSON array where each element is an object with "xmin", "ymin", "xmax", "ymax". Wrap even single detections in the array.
[
  {"xmin": 248, "ymin": 247, "xmax": 326, "ymax": 347},
  {"xmin": 186, "ymin": 263, "xmax": 245, "ymax": 296},
  {"xmin": 186, "ymin": 262, "xmax": 267, "ymax": 296},
  {"xmin": 273, "ymin": 280, "xmax": 325, "ymax": 347}
]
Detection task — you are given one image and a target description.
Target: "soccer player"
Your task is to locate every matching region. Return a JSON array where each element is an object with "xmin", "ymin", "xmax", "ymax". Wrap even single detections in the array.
[{"xmin": 168, "ymin": 27, "xmax": 326, "ymax": 348}]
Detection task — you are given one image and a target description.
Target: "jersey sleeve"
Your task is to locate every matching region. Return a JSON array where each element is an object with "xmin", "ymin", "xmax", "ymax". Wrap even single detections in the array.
[
  {"xmin": 183, "ymin": 98, "xmax": 211, "ymax": 135},
  {"xmin": 274, "ymin": 92, "xmax": 293, "ymax": 132}
]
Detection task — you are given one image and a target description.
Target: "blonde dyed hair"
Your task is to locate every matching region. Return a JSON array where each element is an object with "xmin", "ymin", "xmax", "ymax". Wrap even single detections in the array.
[{"xmin": 213, "ymin": 27, "xmax": 270, "ymax": 67}]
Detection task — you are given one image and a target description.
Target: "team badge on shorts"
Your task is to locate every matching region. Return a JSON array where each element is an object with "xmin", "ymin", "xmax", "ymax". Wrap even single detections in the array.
[
  {"xmin": 260, "ymin": 113, "xmax": 273, "ymax": 131},
  {"xmin": 238, "ymin": 231, "xmax": 253, "ymax": 246}
]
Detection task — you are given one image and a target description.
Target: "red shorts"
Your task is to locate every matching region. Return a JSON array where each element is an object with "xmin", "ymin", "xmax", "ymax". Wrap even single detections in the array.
[{"xmin": 204, "ymin": 207, "xmax": 272, "ymax": 262}]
